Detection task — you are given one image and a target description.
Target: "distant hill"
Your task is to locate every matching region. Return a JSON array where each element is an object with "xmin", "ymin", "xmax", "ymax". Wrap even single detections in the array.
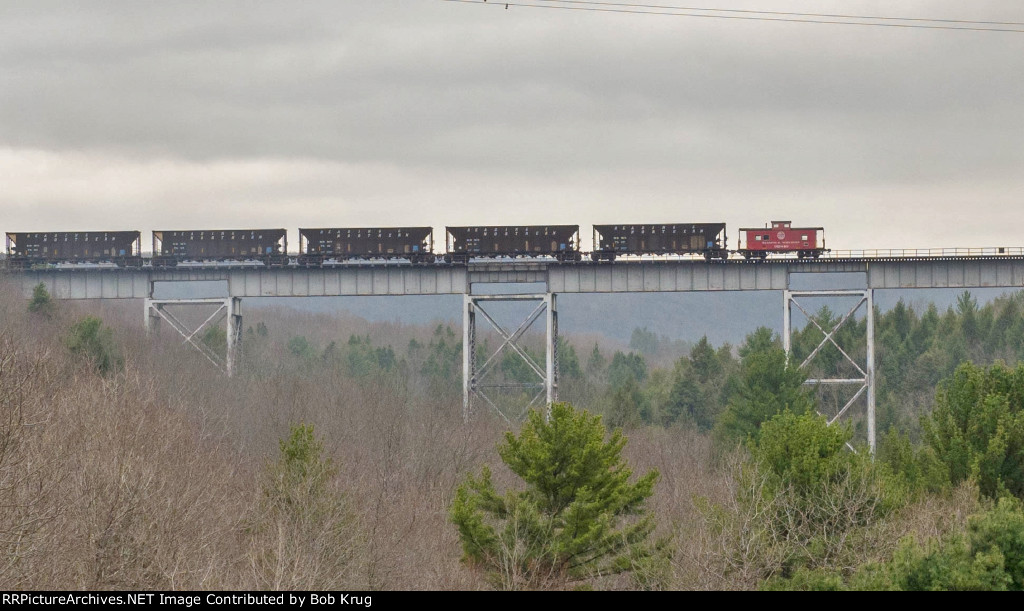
[{"xmin": 248, "ymin": 287, "xmax": 1019, "ymax": 346}]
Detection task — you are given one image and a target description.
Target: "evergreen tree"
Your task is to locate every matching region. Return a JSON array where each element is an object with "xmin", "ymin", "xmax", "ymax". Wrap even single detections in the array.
[
  {"xmin": 288, "ymin": 335, "xmax": 316, "ymax": 360},
  {"xmin": 27, "ymin": 282, "xmax": 54, "ymax": 318},
  {"xmin": 608, "ymin": 351, "xmax": 647, "ymax": 389},
  {"xmin": 629, "ymin": 327, "xmax": 659, "ymax": 355},
  {"xmin": 585, "ymin": 343, "xmax": 607, "ymax": 381},
  {"xmin": 689, "ymin": 335, "xmax": 720, "ymax": 383},
  {"xmin": 665, "ymin": 369, "xmax": 711, "ymax": 430},
  {"xmin": 957, "ymin": 291, "xmax": 980, "ymax": 347},
  {"xmin": 715, "ymin": 348, "xmax": 814, "ymax": 445},
  {"xmin": 420, "ymin": 325, "xmax": 462, "ymax": 393},
  {"xmin": 608, "ymin": 376, "xmax": 646, "ymax": 429},
  {"xmin": 922, "ymin": 361, "xmax": 1024, "ymax": 499},
  {"xmin": 739, "ymin": 326, "xmax": 779, "ymax": 360},
  {"xmin": 765, "ymin": 497, "xmax": 1024, "ymax": 591},
  {"xmin": 450, "ymin": 403, "xmax": 659, "ymax": 589},
  {"xmin": 201, "ymin": 325, "xmax": 227, "ymax": 359},
  {"xmin": 65, "ymin": 316, "xmax": 123, "ymax": 376},
  {"xmin": 501, "ymin": 347, "xmax": 541, "ymax": 384},
  {"xmin": 250, "ymin": 423, "xmax": 356, "ymax": 589},
  {"xmin": 558, "ymin": 343, "xmax": 582, "ymax": 380}
]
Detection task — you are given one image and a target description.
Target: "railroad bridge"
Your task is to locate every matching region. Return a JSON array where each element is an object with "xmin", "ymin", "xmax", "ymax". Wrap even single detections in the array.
[{"xmin": 7, "ymin": 254, "xmax": 1024, "ymax": 453}]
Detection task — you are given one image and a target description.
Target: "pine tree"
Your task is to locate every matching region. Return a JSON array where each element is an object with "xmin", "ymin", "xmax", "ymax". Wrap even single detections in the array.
[
  {"xmin": 690, "ymin": 335, "xmax": 720, "ymax": 383},
  {"xmin": 665, "ymin": 369, "xmax": 711, "ymax": 430},
  {"xmin": 608, "ymin": 351, "xmax": 647, "ymax": 388},
  {"xmin": 922, "ymin": 361, "xmax": 1024, "ymax": 499},
  {"xmin": 27, "ymin": 282, "xmax": 55, "ymax": 318},
  {"xmin": 739, "ymin": 326, "xmax": 779, "ymax": 360},
  {"xmin": 608, "ymin": 376, "xmax": 646, "ymax": 429},
  {"xmin": 585, "ymin": 343, "xmax": 607, "ymax": 381},
  {"xmin": 715, "ymin": 348, "xmax": 815, "ymax": 445},
  {"xmin": 450, "ymin": 403, "xmax": 659, "ymax": 589},
  {"xmin": 250, "ymin": 423, "xmax": 357, "ymax": 589},
  {"xmin": 65, "ymin": 316, "xmax": 123, "ymax": 376}
]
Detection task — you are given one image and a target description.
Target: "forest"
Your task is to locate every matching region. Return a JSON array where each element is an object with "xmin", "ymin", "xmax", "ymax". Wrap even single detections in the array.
[{"xmin": 2, "ymin": 281, "xmax": 1023, "ymax": 590}]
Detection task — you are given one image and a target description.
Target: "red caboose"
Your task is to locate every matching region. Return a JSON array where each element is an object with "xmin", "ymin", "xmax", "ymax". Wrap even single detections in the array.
[{"xmin": 739, "ymin": 221, "xmax": 826, "ymax": 259}]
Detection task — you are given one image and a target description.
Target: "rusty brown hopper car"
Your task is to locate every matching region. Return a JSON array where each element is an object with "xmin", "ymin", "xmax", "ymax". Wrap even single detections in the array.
[
  {"xmin": 445, "ymin": 225, "xmax": 580, "ymax": 262},
  {"xmin": 592, "ymin": 223, "xmax": 728, "ymax": 261},
  {"xmin": 152, "ymin": 229, "xmax": 287, "ymax": 266},
  {"xmin": 298, "ymin": 227, "xmax": 434, "ymax": 264},
  {"xmin": 5, "ymin": 231, "xmax": 142, "ymax": 267}
]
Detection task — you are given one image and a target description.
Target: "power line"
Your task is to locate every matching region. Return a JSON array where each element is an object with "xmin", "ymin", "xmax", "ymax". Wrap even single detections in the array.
[
  {"xmin": 533, "ymin": 0, "xmax": 1024, "ymax": 27},
  {"xmin": 441, "ymin": 0, "xmax": 1024, "ymax": 33}
]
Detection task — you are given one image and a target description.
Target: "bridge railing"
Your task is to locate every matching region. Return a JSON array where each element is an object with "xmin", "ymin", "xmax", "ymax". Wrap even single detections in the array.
[{"xmin": 821, "ymin": 247, "xmax": 1024, "ymax": 259}]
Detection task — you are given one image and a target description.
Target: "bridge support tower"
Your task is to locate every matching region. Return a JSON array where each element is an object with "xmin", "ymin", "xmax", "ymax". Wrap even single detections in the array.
[
  {"xmin": 144, "ymin": 297, "xmax": 242, "ymax": 376},
  {"xmin": 463, "ymin": 293, "xmax": 558, "ymax": 423},
  {"xmin": 783, "ymin": 289, "xmax": 876, "ymax": 453}
]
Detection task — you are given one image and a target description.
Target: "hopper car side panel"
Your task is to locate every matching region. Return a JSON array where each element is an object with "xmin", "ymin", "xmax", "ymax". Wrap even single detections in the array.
[
  {"xmin": 5, "ymin": 231, "xmax": 142, "ymax": 267},
  {"xmin": 152, "ymin": 229, "xmax": 288, "ymax": 266},
  {"xmin": 298, "ymin": 227, "xmax": 434, "ymax": 263},
  {"xmin": 591, "ymin": 223, "xmax": 727, "ymax": 261},
  {"xmin": 445, "ymin": 225, "xmax": 580, "ymax": 262}
]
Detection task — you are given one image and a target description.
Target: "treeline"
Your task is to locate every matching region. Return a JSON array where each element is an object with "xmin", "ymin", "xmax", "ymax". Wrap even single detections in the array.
[{"xmin": 235, "ymin": 291, "xmax": 1024, "ymax": 443}]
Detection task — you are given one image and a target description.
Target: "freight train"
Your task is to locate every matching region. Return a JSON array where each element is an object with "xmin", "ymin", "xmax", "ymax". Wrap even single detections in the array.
[{"xmin": 3, "ymin": 221, "xmax": 826, "ymax": 268}]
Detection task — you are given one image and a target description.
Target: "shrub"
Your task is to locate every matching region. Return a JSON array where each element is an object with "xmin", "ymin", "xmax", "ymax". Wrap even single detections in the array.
[
  {"xmin": 248, "ymin": 423, "xmax": 358, "ymax": 589},
  {"xmin": 65, "ymin": 316, "xmax": 123, "ymax": 375},
  {"xmin": 700, "ymin": 411, "xmax": 903, "ymax": 587},
  {"xmin": 922, "ymin": 362, "xmax": 1024, "ymax": 499},
  {"xmin": 766, "ymin": 497, "xmax": 1024, "ymax": 590}
]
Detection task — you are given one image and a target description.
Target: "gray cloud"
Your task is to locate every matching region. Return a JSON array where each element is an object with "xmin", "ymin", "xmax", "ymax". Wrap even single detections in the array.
[{"xmin": 1, "ymin": 0, "xmax": 1022, "ymax": 248}]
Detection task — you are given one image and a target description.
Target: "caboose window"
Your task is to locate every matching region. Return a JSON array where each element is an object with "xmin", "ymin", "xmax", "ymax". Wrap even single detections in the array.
[
  {"xmin": 802, "ymin": 235, "xmax": 808, "ymax": 240},
  {"xmin": 755, "ymin": 235, "xmax": 762, "ymax": 241}
]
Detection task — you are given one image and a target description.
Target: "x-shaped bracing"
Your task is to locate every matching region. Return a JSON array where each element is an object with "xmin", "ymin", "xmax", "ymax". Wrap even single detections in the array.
[
  {"xmin": 145, "ymin": 297, "xmax": 242, "ymax": 376},
  {"xmin": 474, "ymin": 301, "xmax": 548, "ymax": 383},
  {"xmin": 784, "ymin": 289, "xmax": 876, "ymax": 453},
  {"xmin": 463, "ymin": 293, "xmax": 557, "ymax": 424}
]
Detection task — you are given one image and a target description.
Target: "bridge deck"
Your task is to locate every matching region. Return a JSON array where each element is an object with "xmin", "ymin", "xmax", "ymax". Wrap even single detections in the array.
[{"xmin": 4, "ymin": 257, "xmax": 1024, "ymax": 299}]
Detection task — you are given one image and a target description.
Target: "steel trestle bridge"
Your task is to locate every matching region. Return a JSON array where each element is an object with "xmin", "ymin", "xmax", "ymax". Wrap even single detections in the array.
[{"xmin": 7, "ymin": 251, "xmax": 1024, "ymax": 453}]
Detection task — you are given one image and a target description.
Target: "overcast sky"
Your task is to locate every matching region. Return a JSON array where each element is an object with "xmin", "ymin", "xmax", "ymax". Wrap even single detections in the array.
[{"xmin": 2, "ymin": 0, "xmax": 1022, "ymax": 251}]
